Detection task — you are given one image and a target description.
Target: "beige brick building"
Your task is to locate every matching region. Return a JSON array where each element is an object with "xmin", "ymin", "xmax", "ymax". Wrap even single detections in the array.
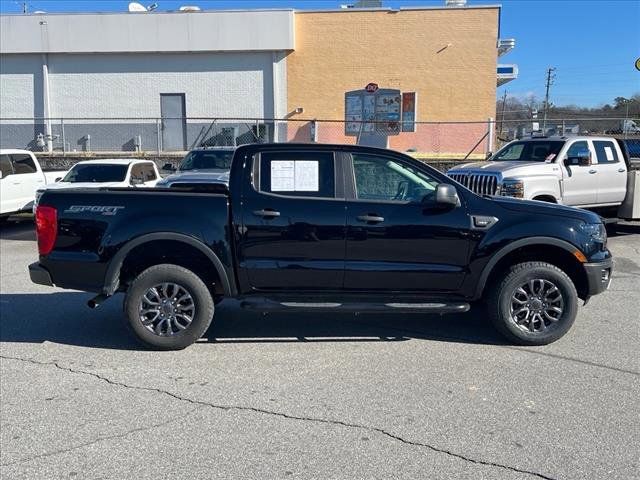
[{"xmin": 286, "ymin": 5, "xmax": 509, "ymax": 155}]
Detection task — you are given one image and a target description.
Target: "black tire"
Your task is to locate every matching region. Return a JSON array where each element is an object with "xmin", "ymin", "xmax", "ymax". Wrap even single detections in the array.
[
  {"xmin": 487, "ymin": 261, "xmax": 578, "ymax": 346},
  {"xmin": 124, "ymin": 264, "xmax": 214, "ymax": 350}
]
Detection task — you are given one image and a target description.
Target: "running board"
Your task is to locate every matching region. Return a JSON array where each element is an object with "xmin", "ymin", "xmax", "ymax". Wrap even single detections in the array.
[{"xmin": 239, "ymin": 299, "xmax": 470, "ymax": 314}]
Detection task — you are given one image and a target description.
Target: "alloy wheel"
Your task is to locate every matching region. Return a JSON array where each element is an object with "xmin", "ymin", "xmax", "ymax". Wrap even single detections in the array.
[{"xmin": 509, "ymin": 279, "xmax": 564, "ymax": 333}]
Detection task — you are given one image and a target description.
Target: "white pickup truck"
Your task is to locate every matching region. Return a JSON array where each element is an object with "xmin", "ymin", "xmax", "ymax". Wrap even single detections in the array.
[
  {"xmin": 447, "ymin": 136, "xmax": 639, "ymax": 221},
  {"xmin": 33, "ymin": 159, "xmax": 160, "ymax": 211},
  {"xmin": 0, "ymin": 149, "xmax": 67, "ymax": 222}
]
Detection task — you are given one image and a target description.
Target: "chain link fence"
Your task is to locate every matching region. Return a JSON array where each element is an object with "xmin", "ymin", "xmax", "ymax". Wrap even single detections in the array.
[{"xmin": 1, "ymin": 116, "xmax": 638, "ymax": 160}]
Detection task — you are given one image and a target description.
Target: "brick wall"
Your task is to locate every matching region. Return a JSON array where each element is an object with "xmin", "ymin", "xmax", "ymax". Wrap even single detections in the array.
[{"xmin": 286, "ymin": 7, "xmax": 499, "ymax": 154}]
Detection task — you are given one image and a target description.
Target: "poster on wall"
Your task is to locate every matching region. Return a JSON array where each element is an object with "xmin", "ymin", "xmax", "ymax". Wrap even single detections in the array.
[
  {"xmin": 345, "ymin": 93, "xmax": 363, "ymax": 135},
  {"xmin": 375, "ymin": 90, "xmax": 401, "ymax": 135},
  {"xmin": 402, "ymin": 92, "xmax": 417, "ymax": 132}
]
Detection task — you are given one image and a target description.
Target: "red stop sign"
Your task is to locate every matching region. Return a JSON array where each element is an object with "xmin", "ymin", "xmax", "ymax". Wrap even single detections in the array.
[{"xmin": 365, "ymin": 83, "xmax": 379, "ymax": 93}]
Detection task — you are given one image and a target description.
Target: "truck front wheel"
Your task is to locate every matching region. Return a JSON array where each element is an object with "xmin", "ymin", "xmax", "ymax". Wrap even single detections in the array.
[
  {"xmin": 487, "ymin": 262, "xmax": 578, "ymax": 345},
  {"xmin": 124, "ymin": 264, "xmax": 214, "ymax": 350}
]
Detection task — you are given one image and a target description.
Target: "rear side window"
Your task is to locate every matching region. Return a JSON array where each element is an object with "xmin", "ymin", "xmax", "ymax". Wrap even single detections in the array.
[
  {"xmin": 10, "ymin": 153, "xmax": 37, "ymax": 174},
  {"xmin": 258, "ymin": 151, "xmax": 335, "ymax": 198},
  {"xmin": 593, "ymin": 141, "xmax": 619, "ymax": 164},
  {"xmin": 0, "ymin": 154, "xmax": 13, "ymax": 177}
]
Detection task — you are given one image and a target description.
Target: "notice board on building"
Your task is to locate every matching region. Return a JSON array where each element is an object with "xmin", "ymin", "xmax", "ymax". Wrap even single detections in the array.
[{"xmin": 345, "ymin": 85, "xmax": 402, "ymax": 137}]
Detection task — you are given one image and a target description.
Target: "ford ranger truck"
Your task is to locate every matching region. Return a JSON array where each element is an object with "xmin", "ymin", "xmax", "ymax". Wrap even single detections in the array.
[
  {"xmin": 29, "ymin": 143, "xmax": 613, "ymax": 350},
  {"xmin": 447, "ymin": 136, "xmax": 639, "ymax": 221}
]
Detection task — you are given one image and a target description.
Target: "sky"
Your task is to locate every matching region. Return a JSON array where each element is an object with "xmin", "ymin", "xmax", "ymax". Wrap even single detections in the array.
[{"xmin": 1, "ymin": 0, "xmax": 639, "ymax": 108}]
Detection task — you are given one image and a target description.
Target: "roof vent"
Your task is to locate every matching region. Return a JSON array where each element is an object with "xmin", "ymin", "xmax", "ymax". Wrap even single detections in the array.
[{"xmin": 445, "ymin": 0, "xmax": 467, "ymax": 6}]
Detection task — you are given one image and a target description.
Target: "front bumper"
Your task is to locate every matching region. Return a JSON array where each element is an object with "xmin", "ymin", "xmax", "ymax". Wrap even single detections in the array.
[
  {"xmin": 29, "ymin": 262, "xmax": 54, "ymax": 287},
  {"xmin": 583, "ymin": 257, "xmax": 613, "ymax": 296}
]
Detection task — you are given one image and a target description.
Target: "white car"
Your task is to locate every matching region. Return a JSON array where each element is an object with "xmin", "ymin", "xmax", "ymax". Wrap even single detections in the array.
[
  {"xmin": 0, "ymin": 149, "xmax": 67, "ymax": 221},
  {"xmin": 447, "ymin": 136, "xmax": 639, "ymax": 220},
  {"xmin": 34, "ymin": 159, "xmax": 160, "ymax": 210}
]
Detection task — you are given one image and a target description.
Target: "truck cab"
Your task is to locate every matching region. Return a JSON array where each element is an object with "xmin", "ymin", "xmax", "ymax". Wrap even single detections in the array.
[{"xmin": 447, "ymin": 136, "xmax": 633, "ymax": 215}]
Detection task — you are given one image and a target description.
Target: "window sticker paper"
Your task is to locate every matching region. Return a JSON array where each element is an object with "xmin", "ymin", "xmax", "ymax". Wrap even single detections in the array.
[
  {"xmin": 271, "ymin": 160, "xmax": 295, "ymax": 191},
  {"xmin": 293, "ymin": 161, "xmax": 319, "ymax": 191},
  {"xmin": 603, "ymin": 146, "xmax": 614, "ymax": 161}
]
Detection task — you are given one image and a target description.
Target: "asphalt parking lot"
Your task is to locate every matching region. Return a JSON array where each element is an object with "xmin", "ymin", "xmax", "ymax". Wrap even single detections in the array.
[{"xmin": 1, "ymin": 217, "xmax": 638, "ymax": 480}]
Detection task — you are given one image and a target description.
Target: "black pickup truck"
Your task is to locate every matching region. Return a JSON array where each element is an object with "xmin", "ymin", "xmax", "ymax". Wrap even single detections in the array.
[{"xmin": 30, "ymin": 143, "xmax": 612, "ymax": 350}]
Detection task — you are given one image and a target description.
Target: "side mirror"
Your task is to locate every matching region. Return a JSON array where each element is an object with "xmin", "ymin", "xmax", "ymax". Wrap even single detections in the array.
[
  {"xmin": 162, "ymin": 163, "xmax": 176, "ymax": 172},
  {"xmin": 54, "ymin": 177, "xmax": 62, "ymax": 182},
  {"xmin": 130, "ymin": 177, "xmax": 144, "ymax": 186},
  {"xmin": 435, "ymin": 183, "xmax": 460, "ymax": 207},
  {"xmin": 565, "ymin": 153, "xmax": 591, "ymax": 167}
]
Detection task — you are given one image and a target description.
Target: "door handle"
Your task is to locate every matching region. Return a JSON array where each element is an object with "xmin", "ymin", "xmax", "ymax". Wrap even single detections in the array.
[
  {"xmin": 357, "ymin": 214, "xmax": 385, "ymax": 223},
  {"xmin": 618, "ymin": 168, "xmax": 626, "ymax": 173},
  {"xmin": 588, "ymin": 169, "xmax": 597, "ymax": 174},
  {"xmin": 253, "ymin": 209, "xmax": 280, "ymax": 218}
]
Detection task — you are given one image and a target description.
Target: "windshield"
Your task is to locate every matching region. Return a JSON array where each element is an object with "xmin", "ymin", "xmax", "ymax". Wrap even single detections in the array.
[
  {"xmin": 62, "ymin": 164, "xmax": 128, "ymax": 183},
  {"xmin": 491, "ymin": 141, "xmax": 565, "ymax": 162},
  {"xmin": 179, "ymin": 150, "xmax": 233, "ymax": 171}
]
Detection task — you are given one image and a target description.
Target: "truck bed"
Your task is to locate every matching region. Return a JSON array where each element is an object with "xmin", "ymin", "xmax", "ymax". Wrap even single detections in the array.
[{"xmin": 36, "ymin": 187, "xmax": 232, "ymax": 292}]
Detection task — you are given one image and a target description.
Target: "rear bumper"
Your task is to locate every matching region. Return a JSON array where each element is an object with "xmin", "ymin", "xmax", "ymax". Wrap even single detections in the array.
[
  {"xmin": 29, "ymin": 262, "xmax": 54, "ymax": 287},
  {"xmin": 583, "ymin": 257, "xmax": 613, "ymax": 296}
]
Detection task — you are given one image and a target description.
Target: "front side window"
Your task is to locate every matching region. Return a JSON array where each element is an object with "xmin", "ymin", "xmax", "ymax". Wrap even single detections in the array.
[
  {"xmin": 492, "ymin": 141, "xmax": 565, "ymax": 162},
  {"xmin": 352, "ymin": 154, "xmax": 438, "ymax": 203},
  {"xmin": 62, "ymin": 164, "xmax": 129, "ymax": 183},
  {"xmin": 0, "ymin": 154, "xmax": 13, "ymax": 178},
  {"xmin": 258, "ymin": 151, "xmax": 335, "ymax": 198},
  {"xmin": 566, "ymin": 141, "xmax": 590, "ymax": 159},
  {"xmin": 179, "ymin": 150, "xmax": 233, "ymax": 171},
  {"xmin": 10, "ymin": 153, "xmax": 37, "ymax": 174},
  {"xmin": 593, "ymin": 141, "xmax": 619, "ymax": 164}
]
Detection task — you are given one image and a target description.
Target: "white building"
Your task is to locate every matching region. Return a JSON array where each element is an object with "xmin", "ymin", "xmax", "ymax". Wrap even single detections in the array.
[{"xmin": 0, "ymin": 9, "xmax": 293, "ymax": 150}]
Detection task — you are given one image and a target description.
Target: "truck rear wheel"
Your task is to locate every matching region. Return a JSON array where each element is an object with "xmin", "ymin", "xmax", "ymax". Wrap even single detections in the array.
[
  {"xmin": 124, "ymin": 264, "xmax": 214, "ymax": 350},
  {"xmin": 487, "ymin": 262, "xmax": 578, "ymax": 345}
]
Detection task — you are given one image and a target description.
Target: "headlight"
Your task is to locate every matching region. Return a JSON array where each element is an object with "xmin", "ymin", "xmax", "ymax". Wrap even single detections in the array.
[
  {"xmin": 501, "ymin": 179, "xmax": 524, "ymax": 198},
  {"xmin": 579, "ymin": 222, "xmax": 607, "ymax": 244}
]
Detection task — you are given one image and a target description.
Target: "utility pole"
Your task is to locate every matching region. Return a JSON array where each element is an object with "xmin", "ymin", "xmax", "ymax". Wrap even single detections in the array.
[
  {"xmin": 542, "ymin": 67, "xmax": 556, "ymax": 132},
  {"xmin": 499, "ymin": 90, "xmax": 507, "ymax": 136}
]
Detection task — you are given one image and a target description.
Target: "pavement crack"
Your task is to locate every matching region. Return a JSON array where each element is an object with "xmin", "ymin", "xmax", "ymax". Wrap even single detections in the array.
[
  {"xmin": 1, "ymin": 405, "xmax": 201, "ymax": 467},
  {"xmin": 0, "ymin": 355, "xmax": 557, "ymax": 480}
]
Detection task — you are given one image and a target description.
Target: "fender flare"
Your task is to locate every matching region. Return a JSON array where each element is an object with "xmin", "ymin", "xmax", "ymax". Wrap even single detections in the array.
[
  {"xmin": 103, "ymin": 232, "xmax": 233, "ymax": 296},
  {"xmin": 474, "ymin": 236, "xmax": 581, "ymax": 299}
]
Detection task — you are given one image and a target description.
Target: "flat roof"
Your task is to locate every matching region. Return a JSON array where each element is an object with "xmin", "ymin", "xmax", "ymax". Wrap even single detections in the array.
[
  {"xmin": 0, "ymin": 9, "xmax": 294, "ymax": 54},
  {"xmin": 0, "ymin": 5, "xmax": 500, "ymax": 16}
]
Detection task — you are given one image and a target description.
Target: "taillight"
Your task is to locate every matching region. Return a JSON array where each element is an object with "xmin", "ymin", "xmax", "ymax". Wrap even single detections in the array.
[{"xmin": 35, "ymin": 205, "xmax": 57, "ymax": 255}]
